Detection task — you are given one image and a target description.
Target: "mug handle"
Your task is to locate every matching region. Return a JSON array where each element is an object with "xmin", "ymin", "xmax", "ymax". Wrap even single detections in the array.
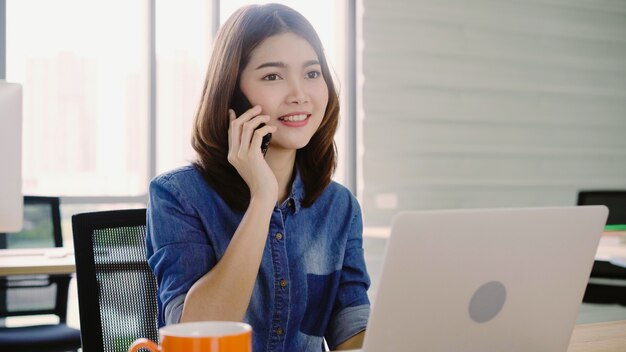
[{"xmin": 128, "ymin": 338, "xmax": 160, "ymax": 352}]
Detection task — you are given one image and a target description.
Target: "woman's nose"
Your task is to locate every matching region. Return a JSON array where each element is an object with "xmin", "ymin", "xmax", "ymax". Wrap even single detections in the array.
[{"xmin": 286, "ymin": 79, "xmax": 308, "ymax": 104}]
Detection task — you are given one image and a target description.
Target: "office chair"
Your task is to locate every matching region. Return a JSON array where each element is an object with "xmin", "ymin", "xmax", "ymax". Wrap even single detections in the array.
[
  {"xmin": 577, "ymin": 190, "xmax": 626, "ymax": 306},
  {"xmin": 72, "ymin": 209, "xmax": 158, "ymax": 352},
  {"xmin": 0, "ymin": 196, "xmax": 81, "ymax": 352}
]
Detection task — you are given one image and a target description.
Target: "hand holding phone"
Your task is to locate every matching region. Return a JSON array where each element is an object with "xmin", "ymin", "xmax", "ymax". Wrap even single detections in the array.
[{"xmin": 231, "ymin": 87, "xmax": 272, "ymax": 156}]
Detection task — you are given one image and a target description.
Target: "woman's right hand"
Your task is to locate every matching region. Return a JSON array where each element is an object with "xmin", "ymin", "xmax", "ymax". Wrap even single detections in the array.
[{"xmin": 227, "ymin": 106, "xmax": 278, "ymax": 205}]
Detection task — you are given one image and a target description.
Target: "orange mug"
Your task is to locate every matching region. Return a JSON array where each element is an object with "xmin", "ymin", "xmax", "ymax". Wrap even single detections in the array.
[{"xmin": 128, "ymin": 321, "xmax": 252, "ymax": 352}]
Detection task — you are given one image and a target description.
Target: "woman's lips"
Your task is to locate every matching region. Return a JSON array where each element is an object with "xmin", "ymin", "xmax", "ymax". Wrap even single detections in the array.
[{"xmin": 278, "ymin": 113, "xmax": 310, "ymax": 127}]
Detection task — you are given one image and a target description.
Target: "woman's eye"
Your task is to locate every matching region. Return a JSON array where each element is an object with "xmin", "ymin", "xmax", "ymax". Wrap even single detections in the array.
[
  {"xmin": 306, "ymin": 71, "xmax": 321, "ymax": 79},
  {"xmin": 263, "ymin": 74, "xmax": 280, "ymax": 81}
]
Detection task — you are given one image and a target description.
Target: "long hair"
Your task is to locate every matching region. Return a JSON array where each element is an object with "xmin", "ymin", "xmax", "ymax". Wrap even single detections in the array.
[{"xmin": 191, "ymin": 3, "xmax": 339, "ymax": 211}]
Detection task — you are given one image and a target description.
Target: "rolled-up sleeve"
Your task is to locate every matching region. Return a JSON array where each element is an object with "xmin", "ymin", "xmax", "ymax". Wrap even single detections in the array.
[
  {"xmin": 325, "ymin": 204, "xmax": 371, "ymax": 349},
  {"xmin": 146, "ymin": 175, "xmax": 217, "ymax": 327}
]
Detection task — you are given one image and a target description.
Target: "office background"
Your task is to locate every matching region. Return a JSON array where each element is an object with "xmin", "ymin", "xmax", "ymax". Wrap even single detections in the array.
[
  {"xmin": 3, "ymin": 0, "xmax": 626, "ymax": 232},
  {"xmin": 2, "ymin": 0, "xmax": 626, "ymax": 330},
  {"xmin": 361, "ymin": 0, "xmax": 626, "ymax": 226},
  {"xmin": 1, "ymin": 0, "xmax": 357, "ymax": 233}
]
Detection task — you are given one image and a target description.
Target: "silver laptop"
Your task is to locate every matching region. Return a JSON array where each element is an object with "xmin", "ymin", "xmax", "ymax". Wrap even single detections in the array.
[{"xmin": 363, "ymin": 206, "xmax": 608, "ymax": 352}]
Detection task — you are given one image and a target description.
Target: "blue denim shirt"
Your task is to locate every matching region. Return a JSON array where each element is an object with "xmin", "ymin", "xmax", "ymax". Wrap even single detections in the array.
[{"xmin": 146, "ymin": 165, "xmax": 370, "ymax": 351}]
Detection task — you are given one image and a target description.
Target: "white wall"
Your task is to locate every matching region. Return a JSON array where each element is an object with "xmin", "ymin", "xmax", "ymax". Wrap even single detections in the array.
[{"xmin": 360, "ymin": 0, "xmax": 626, "ymax": 226}]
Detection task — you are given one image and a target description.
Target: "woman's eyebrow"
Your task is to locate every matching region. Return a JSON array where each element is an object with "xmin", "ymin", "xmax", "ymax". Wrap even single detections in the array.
[
  {"xmin": 255, "ymin": 59, "xmax": 320, "ymax": 70},
  {"xmin": 255, "ymin": 61, "xmax": 286, "ymax": 70},
  {"xmin": 303, "ymin": 59, "xmax": 320, "ymax": 68}
]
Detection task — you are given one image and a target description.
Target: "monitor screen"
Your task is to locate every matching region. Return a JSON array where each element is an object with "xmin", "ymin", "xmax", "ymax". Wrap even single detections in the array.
[{"xmin": 0, "ymin": 80, "xmax": 23, "ymax": 232}]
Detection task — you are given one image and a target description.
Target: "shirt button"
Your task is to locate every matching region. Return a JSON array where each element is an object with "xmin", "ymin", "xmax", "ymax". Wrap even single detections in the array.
[
  {"xmin": 275, "ymin": 327, "xmax": 284, "ymax": 336},
  {"xmin": 279, "ymin": 279, "xmax": 287, "ymax": 288},
  {"xmin": 275, "ymin": 232, "xmax": 283, "ymax": 240}
]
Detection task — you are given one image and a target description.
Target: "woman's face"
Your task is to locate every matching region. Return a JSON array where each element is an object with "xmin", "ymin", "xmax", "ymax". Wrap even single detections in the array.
[{"xmin": 239, "ymin": 32, "xmax": 329, "ymax": 152}]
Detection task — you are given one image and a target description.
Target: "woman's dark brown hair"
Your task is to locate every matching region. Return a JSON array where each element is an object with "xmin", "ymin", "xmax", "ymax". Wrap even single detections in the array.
[{"xmin": 192, "ymin": 3, "xmax": 339, "ymax": 212}]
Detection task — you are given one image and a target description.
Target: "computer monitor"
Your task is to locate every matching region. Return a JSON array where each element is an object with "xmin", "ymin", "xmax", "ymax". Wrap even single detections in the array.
[{"xmin": 0, "ymin": 80, "xmax": 23, "ymax": 232}]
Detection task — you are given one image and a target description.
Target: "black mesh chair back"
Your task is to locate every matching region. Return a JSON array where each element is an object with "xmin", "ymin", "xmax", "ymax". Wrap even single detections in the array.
[
  {"xmin": 577, "ymin": 190, "xmax": 626, "ymax": 225},
  {"xmin": 72, "ymin": 209, "xmax": 158, "ymax": 352},
  {"xmin": 577, "ymin": 190, "xmax": 626, "ymax": 305},
  {"xmin": 0, "ymin": 196, "xmax": 81, "ymax": 352}
]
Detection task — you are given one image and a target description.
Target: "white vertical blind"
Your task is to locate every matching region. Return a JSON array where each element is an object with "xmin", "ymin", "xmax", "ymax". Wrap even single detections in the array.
[{"xmin": 360, "ymin": 0, "xmax": 626, "ymax": 226}]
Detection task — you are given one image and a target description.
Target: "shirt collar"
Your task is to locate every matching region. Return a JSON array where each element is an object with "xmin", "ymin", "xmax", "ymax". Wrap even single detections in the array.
[{"xmin": 281, "ymin": 167, "xmax": 304, "ymax": 214}]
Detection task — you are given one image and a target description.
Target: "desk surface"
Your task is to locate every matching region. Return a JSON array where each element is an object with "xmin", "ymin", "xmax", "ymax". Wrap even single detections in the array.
[
  {"xmin": 0, "ymin": 232, "xmax": 624, "ymax": 276},
  {"xmin": 595, "ymin": 231, "xmax": 626, "ymax": 267},
  {"xmin": 568, "ymin": 320, "xmax": 626, "ymax": 352},
  {"xmin": 346, "ymin": 320, "xmax": 626, "ymax": 352},
  {"xmin": 0, "ymin": 248, "xmax": 75, "ymax": 275}
]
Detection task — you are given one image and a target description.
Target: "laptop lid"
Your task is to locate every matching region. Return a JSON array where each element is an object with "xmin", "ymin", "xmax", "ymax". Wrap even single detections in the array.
[{"xmin": 363, "ymin": 206, "xmax": 608, "ymax": 352}]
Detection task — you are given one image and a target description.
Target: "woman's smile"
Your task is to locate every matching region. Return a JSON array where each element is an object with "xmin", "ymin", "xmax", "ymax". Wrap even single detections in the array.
[{"xmin": 278, "ymin": 112, "xmax": 311, "ymax": 127}]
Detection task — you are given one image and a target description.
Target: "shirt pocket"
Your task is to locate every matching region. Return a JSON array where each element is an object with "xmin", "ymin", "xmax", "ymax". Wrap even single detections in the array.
[{"xmin": 300, "ymin": 271, "xmax": 340, "ymax": 337}]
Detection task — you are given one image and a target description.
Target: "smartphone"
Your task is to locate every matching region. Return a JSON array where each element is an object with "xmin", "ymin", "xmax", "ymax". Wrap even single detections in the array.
[{"xmin": 231, "ymin": 87, "xmax": 272, "ymax": 156}]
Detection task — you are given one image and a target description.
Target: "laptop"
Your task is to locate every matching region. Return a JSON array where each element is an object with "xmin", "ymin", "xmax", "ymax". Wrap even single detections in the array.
[{"xmin": 362, "ymin": 206, "xmax": 608, "ymax": 352}]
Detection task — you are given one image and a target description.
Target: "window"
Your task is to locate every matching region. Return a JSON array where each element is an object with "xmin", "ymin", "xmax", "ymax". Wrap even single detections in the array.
[
  {"xmin": 5, "ymin": 1, "xmax": 354, "ymax": 245},
  {"xmin": 155, "ymin": 0, "xmax": 214, "ymax": 174},
  {"xmin": 7, "ymin": 0, "xmax": 150, "ymax": 197}
]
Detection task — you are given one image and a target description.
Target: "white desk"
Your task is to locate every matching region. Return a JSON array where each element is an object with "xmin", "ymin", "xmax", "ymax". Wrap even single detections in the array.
[
  {"xmin": 0, "ymin": 231, "xmax": 622, "ymax": 276},
  {"xmin": 595, "ymin": 231, "xmax": 626, "ymax": 268},
  {"xmin": 365, "ymin": 228, "xmax": 626, "ymax": 267},
  {"xmin": 346, "ymin": 320, "xmax": 626, "ymax": 352},
  {"xmin": 0, "ymin": 248, "xmax": 75, "ymax": 276}
]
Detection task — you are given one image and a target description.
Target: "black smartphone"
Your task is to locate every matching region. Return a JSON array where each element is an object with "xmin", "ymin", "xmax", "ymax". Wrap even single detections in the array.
[{"xmin": 231, "ymin": 87, "xmax": 272, "ymax": 156}]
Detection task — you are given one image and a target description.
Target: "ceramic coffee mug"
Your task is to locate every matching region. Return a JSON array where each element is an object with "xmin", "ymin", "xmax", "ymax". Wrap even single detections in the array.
[{"xmin": 128, "ymin": 321, "xmax": 252, "ymax": 352}]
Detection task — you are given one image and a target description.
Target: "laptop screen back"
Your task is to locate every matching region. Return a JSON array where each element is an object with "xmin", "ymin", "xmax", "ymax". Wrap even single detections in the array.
[{"xmin": 364, "ymin": 206, "xmax": 607, "ymax": 352}]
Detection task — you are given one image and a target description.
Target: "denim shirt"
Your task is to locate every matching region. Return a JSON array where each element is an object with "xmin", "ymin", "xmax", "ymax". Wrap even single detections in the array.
[{"xmin": 146, "ymin": 165, "xmax": 370, "ymax": 351}]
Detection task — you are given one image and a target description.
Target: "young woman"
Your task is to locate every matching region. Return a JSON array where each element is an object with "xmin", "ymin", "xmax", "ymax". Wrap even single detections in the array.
[{"xmin": 146, "ymin": 4, "xmax": 370, "ymax": 351}]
